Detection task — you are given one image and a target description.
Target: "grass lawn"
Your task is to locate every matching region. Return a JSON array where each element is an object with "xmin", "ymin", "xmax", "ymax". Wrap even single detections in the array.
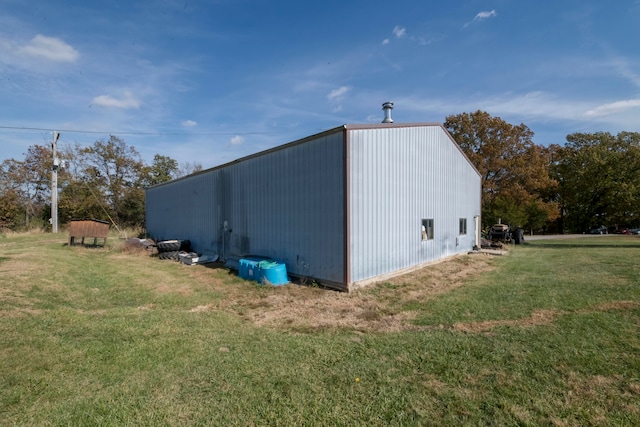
[{"xmin": 1, "ymin": 232, "xmax": 639, "ymax": 426}]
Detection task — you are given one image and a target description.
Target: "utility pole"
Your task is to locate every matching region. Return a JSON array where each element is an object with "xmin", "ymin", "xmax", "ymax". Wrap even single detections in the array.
[{"xmin": 51, "ymin": 131, "xmax": 60, "ymax": 233}]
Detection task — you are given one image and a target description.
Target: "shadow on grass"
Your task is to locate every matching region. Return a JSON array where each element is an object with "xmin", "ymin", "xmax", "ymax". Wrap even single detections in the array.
[
  {"xmin": 65, "ymin": 243, "xmax": 108, "ymax": 249},
  {"xmin": 200, "ymin": 261, "xmax": 237, "ymax": 277},
  {"xmin": 524, "ymin": 242, "xmax": 640, "ymax": 249},
  {"xmin": 198, "ymin": 260, "xmax": 331, "ymax": 290}
]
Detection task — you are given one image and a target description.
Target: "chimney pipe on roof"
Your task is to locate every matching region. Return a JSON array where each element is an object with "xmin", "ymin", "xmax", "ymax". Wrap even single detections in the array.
[{"xmin": 381, "ymin": 101, "xmax": 394, "ymax": 123}]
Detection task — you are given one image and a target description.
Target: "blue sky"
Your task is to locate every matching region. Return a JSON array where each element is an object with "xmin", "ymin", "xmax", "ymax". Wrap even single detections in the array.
[{"xmin": 1, "ymin": 0, "xmax": 639, "ymax": 169}]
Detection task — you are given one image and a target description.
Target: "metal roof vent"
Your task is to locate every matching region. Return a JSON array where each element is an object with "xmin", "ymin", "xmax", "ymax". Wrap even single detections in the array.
[{"xmin": 381, "ymin": 101, "xmax": 394, "ymax": 123}]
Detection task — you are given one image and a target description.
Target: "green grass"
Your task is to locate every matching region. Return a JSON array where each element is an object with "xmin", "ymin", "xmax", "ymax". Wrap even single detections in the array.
[
  {"xmin": 1, "ymin": 233, "xmax": 639, "ymax": 425},
  {"xmin": 413, "ymin": 238, "xmax": 640, "ymax": 325}
]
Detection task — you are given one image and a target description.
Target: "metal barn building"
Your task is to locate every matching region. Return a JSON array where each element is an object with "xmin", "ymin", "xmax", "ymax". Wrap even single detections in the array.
[{"xmin": 146, "ymin": 114, "xmax": 481, "ymax": 291}]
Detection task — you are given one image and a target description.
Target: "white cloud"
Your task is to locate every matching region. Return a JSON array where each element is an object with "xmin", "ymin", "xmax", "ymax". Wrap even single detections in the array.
[
  {"xmin": 474, "ymin": 10, "xmax": 497, "ymax": 22},
  {"xmin": 20, "ymin": 34, "xmax": 79, "ymax": 62},
  {"xmin": 230, "ymin": 135, "xmax": 244, "ymax": 145},
  {"xmin": 398, "ymin": 91, "xmax": 587, "ymax": 123},
  {"xmin": 397, "ymin": 90, "xmax": 640, "ymax": 136},
  {"xmin": 327, "ymin": 86, "xmax": 350, "ymax": 101},
  {"xmin": 181, "ymin": 119, "xmax": 198, "ymax": 127},
  {"xmin": 608, "ymin": 57, "xmax": 640, "ymax": 88},
  {"xmin": 91, "ymin": 91, "xmax": 141, "ymax": 109},
  {"xmin": 393, "ymin": 26, "xmax": 406, "ymax": 38},
  {"xmin": 385, "ymin": 27, "xmax": 430, "ymax": 46},
  {"xmin": 585, "ymin": 99, "xmax": 640, "ymax": 117},
  {"xmin": 464, "ymin": 10, "xmax": 497, "ymax": 27},
  {"xmin": 488, "ymin": 93, "xmax": 587, "ymax": 120}
]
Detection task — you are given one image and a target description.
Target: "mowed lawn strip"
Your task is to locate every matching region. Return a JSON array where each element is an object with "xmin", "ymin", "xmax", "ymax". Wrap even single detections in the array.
[
  {"xmin": 0, "ymin": 232, "xmax": 638, "ymax": 425},
  {"xmin": 413, "ymin": 237, "xmax": 640, "ymax": 326}
]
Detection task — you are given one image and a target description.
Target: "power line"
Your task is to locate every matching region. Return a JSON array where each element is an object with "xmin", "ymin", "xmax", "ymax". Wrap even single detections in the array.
[{"xmin": 0, "ymin": 125, "xmax": 273, "ymax": 137}]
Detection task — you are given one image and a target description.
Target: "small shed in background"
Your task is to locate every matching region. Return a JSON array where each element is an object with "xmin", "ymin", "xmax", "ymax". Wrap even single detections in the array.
[
  {"xmin": 146, "ymin": 106, "xmax": 482, "ymax": 291},
  {"xmin": 68, "ymin": 219, "xmax": 109, "ymax": 247}
]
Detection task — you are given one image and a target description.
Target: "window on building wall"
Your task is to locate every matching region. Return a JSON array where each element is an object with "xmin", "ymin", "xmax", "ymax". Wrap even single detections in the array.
[
  {"xmin": 459, "ymin": 218, "xmax": 467, "ymax": 235},
  {"xmin": 421, "ymin": 219, "xmax": 434, "ymax": 241}
]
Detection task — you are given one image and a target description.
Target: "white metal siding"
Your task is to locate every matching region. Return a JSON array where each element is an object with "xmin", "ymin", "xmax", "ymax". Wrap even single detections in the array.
[
  {"xmin": 348, "ymin": 125, "xmax": 481, "ymax": 284},
  {"xmin": 146, "ymin": 131, "xmax": 346, "ymax": 284},
  {"xmin": 147, "ymin": 123, "xmax": 481, "ymax": 291}
]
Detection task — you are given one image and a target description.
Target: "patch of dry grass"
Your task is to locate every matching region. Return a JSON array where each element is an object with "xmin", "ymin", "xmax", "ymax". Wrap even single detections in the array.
[
  {"xmin": 168, "ymin": 253, "xmax": 498, "ymax": 332},
  {"xmin": 558, "ymin": 372, "xmax": 640, "ymax": 425},
  {"xmin": 157, "ymin": 246, "xmax": 640, "ymax": 336}
]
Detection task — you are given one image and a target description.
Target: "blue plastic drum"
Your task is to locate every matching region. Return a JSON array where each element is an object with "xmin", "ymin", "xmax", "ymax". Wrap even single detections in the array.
[
  {"xmin": 258, "ymin": 260, "xmax": 289, "ymax": 285},
  {"xmin": 239, "ymin": 257, "xmax": 289, "ymax": 285}
]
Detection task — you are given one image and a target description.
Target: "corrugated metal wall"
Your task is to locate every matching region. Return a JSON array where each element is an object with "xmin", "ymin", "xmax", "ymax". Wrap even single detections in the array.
[
  {"xmin": 147, "ymin": 123, "xmax": 481, "ymax": 290},
  {"xmin": 146, "ymin": 130, "xmax": 346, "ymax": 284},
  {"xmin": 348, "ymin": 125, "xmax": 481, "ymax": 285}
]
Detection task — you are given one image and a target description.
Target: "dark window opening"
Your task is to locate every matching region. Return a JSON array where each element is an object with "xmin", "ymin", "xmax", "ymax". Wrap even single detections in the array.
[
  {"xmin": 459, "ymin": 218, "xmax": 467, "ymax": 235},
  {"xmin": 422, "ymin": 219, "xmax": 434, "ymax": 241}
]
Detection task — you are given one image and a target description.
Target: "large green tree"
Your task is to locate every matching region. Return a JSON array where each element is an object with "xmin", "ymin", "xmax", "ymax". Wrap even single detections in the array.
[
  {"xmin": 0, "ymin": 145, "xmax": 54, "ymax": 230},
  {"xmin": 550, "ymin": 131, "xmax": 640, "ymax": 232},
  {"xmin": 0, "ymin": 159, "xmax": 25, "ymax": 229},
  {"xmin": 0, "ymin": 136, "xmax": 189, "ymax": 232},
  {"xmin": 78, "ymin": 135, "xmax": 145, "ymax": 226},
  {"xmin": 140, "ymin": 154, "xmax": 180, "ymax": 187},
  {"xmin": 0, "ymin": 184, "xmax": 21, "ymax": 229},
  {"xmin": 444, "ymin": 111, "xmax": 558, "ymax": 231}
]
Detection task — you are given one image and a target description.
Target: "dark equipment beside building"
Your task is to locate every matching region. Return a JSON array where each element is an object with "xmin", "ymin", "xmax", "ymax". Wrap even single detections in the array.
[{"xmin": 488, "ymin": 223, "xmax": 524, "ymax": 245}]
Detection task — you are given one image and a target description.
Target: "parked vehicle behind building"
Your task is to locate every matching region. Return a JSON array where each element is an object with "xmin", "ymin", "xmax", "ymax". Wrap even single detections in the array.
[
  {"xmin": 488, "ymin": 223, "xmax": 524, "ymax": 244},
  {"xmin": 589, "ymin": 225, "xmax": 608, "ymax": 234}
]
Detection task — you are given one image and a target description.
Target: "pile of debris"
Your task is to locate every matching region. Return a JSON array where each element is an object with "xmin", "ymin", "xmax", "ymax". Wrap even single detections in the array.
[
  {"xmin": 480, "ymin": 238, "xmax": 505, "ymax": 249},
  {"xmin": 154, "ymin": 239, "xmax": 192, "ymax": 260},
  {"xmin": 124, "ymin": 238, "xmax": 217, "ymax": 266},
  {"xmin": 124, "ymin": 237, "xmax": 157, "ymax": 251}
]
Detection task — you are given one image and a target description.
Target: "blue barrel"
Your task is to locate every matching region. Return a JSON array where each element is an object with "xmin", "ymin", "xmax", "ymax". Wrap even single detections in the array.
[
  {"xmin": 258, "ymin": 260, "xmax": 289, "ymax": 285},
  {"xmin": 238, "ymin": 257, "xmax": 264, "ymax": 281},
  {"xmin": 239, "ymin": 257, "xmax": 289, "ymax": 285}
]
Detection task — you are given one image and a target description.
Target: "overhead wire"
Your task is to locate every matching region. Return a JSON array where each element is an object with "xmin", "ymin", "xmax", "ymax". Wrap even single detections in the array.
[{"xmin": 0, "ymin": 124, "xmax": 273, "ymax": 136}]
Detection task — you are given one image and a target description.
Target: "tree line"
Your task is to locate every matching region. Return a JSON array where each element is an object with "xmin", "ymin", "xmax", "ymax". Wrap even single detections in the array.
[
  {"xmin": 445, "ymin": 111, "xmax": 640, "ymax": 233},
  {"xmin": 1, "ymin": 113, "xmax": 638, "ymax": 234},
  {"xmin": 0, "ymin": 135, "xmax": 201, "ymax": 231}
]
